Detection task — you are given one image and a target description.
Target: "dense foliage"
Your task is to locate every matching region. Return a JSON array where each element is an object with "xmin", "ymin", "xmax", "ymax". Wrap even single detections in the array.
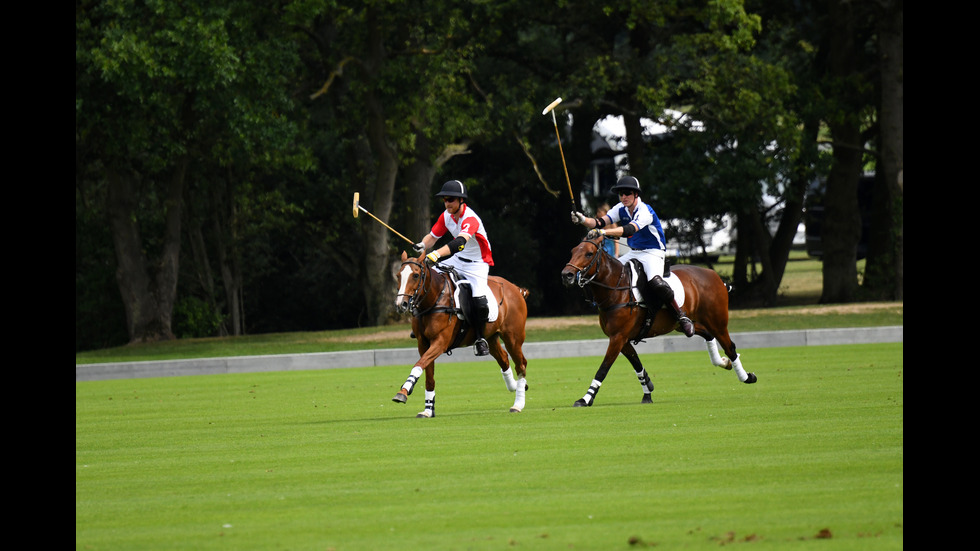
[{"xmin": 76, "ymin": 0, "xmax": 903, "ymax": 351}]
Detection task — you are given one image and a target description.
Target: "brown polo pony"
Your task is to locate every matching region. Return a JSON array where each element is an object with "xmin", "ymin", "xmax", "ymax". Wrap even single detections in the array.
[
  {"xmin": 392, "ymin": 250, "xmax": 530, "ymax": 417},
  {"xmin": 561, "ymin": 235, "xmax": 756, "ymax": 407}
]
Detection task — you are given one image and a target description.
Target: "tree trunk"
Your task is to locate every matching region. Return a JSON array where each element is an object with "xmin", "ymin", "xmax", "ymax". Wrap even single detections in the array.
[
  {"xmin": 819, "ymin": 0, "xmax": 864, "ymax": 304},
  {"xmin": 404, "ymin": 133, "xmax": 437, "ymax": 243},
  {"xmin": 623, "ymin": 112, "xmax": 646, "ymax": 183},
  {"xmin": 737, "ymin": 204, "xmax": 778, "ymax": 305},
  {"xmin": 106, "ymin": 160, "xmax": 186, "ymax": 343},
  {"xmin": 210, "ymin": 179, "xmax": 243, "ymax": 336},
  {"xmin": 865, "ymin": 2, "xmax": 903, "ymax": 300},
  {"xmin": 819, "ymin": 125, "xmax": 863, "ymax": 303},
  {"xmin": 763, "ymin": 185, "xmax": 805, "ymax": 301},
  {"xmin": 186, "ymin": 221, "xmax": 226, "ymax": 336},
  {"xmin": 405, "ymin": 130, "xmax": 474, "ymax": 243},
  {"xmin": 361, "ymin": 89, "xmax": 400, "ymax": 326}
]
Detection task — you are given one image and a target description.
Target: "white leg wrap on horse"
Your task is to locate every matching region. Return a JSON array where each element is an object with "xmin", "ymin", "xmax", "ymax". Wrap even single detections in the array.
[
  {"xmin": 418, "ymin": 390, "xmax": 435, "ymax": 417},
  {"xmin": 635, "ymin": 369, "xmax": 653, "ymax": 394},
  {"xmin": 501, "ymin": 368, "xmax": 518, "ymax": 392},
  {"xmin": 706, "ymin": 339, "xmax": 724, "ymax": 365},
  {"xmin": 402, "ymin": 365, "xmax": 423, "ymax": 393},
  {"xmin": 732, "ymin": 355, "xmax": 749, "ymax": 382},
  {"xmin": 582, "ymin": 379, "xmax": 602, "ymax": 405},
  {"xmin": 512, "ymin": 378, "xmax": 526, "ymax": 411}
]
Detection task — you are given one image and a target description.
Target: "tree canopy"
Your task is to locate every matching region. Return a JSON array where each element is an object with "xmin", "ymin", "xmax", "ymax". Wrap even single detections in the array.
[{"xmin": 76, "ymin": 0, "xmax": 903, "ymax": 351}]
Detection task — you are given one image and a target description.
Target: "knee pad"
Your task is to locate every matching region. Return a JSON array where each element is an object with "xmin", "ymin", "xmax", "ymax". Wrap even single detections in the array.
[
  {"xmin": 650, "ymin": 275, "xmax": 674, "ymax": 302},
  {"xmin": 457, "ymin": 282, "xmax": 474, "ymax": 320},
  {"xmin": 473, "ymin": 295, "xmax": 489, "ymax": 317}
]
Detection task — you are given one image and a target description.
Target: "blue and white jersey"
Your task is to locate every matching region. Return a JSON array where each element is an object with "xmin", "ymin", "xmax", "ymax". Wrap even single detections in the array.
[{"xmin": 608, "ymin": 197, "xmax": 666, "ymax": 251}]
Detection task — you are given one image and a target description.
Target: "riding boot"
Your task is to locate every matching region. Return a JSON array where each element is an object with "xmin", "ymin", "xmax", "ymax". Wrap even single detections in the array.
[
  {"xmin": 472, "ymin": 295, "xmax": 490, "ymax": 356},
  {"xmin": 650, "ymin": 275, "xmax": 695, "ymax": 338},
  {"xmin": 671, "ymin": 299, "xmax": 695, "ymax": 338}
]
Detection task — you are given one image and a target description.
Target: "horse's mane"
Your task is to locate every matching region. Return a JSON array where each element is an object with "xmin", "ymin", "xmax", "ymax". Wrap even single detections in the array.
[{"xmin": 590, "ymin": 237, "xmax": 626, "ymax": 279}]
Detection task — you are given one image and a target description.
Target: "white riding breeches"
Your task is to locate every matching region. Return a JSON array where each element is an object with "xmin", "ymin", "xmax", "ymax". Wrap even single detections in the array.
[
  {"xmin": 618, "ymin": 247, "xmax": 666, "ymax": 281},
  {"xmin": 439, "ymin": 257, "xmax": 490, "ymax": 299}
]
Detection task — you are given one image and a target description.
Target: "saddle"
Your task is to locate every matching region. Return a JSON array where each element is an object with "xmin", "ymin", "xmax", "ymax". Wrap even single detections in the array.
[
  {"xmin": 628, "ymin": 259, "xmax": 674, "ymax": 344},
  {"xmin": 438, "ymin": 266, "xmax": 496, "ymax": 355}
]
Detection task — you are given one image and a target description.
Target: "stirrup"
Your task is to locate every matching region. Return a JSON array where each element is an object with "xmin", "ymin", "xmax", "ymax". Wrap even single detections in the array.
[{"xmin": 474, "ymin": 338, "xmax": 490, "ymax": 356}]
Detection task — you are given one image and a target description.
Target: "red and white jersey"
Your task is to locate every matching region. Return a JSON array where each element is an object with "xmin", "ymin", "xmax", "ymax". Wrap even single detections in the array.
[{"xmin": 429, "ymin": 203, "xmax": 494, "ymax": 265}]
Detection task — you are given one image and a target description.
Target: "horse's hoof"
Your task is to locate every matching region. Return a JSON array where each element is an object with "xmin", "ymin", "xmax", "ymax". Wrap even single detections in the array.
[
  {"xmin": 509, "ymin": 407, "xmax": 522, "ymax": 413},
  {"xmin": 721, "ymin": 358, "xmax": 733, "ymax": 370},
  {"xmin": 392, "ymin": 391, "xmax": 408, "ymax": 404},
  {"xmin": 416, "ymin": 410, "xmax": 433, "ymax": 418},
  {"xmin": 573, "ymin": 399, "xmax": 590, "ymax": 407},
  {"xmin": 745, "ymin": 373, "xmax": 758, "ymax": 384},
  {"xmin": 641, "ymin": 394, "xmax": 653, "ymax": 404}
]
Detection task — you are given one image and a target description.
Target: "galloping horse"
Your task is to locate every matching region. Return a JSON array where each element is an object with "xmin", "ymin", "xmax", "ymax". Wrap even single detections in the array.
[
  {"xmin": 392, "ymin": 250, "xmax": 530, "ymax": 417},
  {"xmin": 561, "ymin": 235, "xmax": 756, "ymax": 407}
]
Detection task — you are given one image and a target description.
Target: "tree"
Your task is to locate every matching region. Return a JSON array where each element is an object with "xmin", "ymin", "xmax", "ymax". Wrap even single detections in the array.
[
  {"xmin": 76, "ymin": 0, "xmax": 310, "ymax": 343},
  {"xmin": 293, "ymin": 1, "xmax": 495, "ymax": 326},
  {"xmin": 864, "ymin": 0, "xmax": 903, "ymax": 300},
  {"xmin": 743, "ymin": 0, "xmax": 902, "ymax": 304}
]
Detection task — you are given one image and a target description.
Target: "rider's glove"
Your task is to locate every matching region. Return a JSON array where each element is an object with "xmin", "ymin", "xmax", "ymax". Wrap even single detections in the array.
[
  {"xmin": 587, "ymin": 229, "xmax": 606, "ymax": 240},
  {"xmin": 425, "ymin": 251, "xmax": 441, "ymax": 265},
  {"xmin": 571, "ymin": 211, "xmax": 589, "ymax": 225},
  {"xmin": 412, "ymin": 241, "xmax": 426, "ymax": 253}
]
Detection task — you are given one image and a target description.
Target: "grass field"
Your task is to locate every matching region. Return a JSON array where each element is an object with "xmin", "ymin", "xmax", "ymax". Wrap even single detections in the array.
[{"xmin": 76, "ymin": 343, "xmax": 903, "ymax": 550}]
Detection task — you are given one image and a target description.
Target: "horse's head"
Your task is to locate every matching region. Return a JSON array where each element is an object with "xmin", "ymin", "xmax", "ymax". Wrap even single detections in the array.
[
  {"xmin": 561, "ymin": 234, "xmax": 605, "ymax": 288},
  {"xmin": 395, "ymin": 250, "xmax": 429, "ymax": 313}
]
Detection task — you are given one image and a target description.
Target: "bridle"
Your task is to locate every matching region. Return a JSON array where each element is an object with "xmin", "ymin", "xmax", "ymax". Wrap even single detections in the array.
[
  {"xmin": 565, "ymin": 238, "xmax": 635, "ymax": 310},
  {"xmin": 564, "ymin": 239, "xmax": 603, "ymax": 288},
  {"xmin": 396, "ymin": 259, "xmax": 429, "ymax": 311},
  {"xmin": 397, "ymin": 259, "xmax": 453, "ymax": 317}
]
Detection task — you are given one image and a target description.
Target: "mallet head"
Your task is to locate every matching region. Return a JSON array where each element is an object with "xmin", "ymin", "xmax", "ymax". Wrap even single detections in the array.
[
  {"xmin": 352, "ymin": 192, "xmax": 359, "ymax": 218},
  {"xmin": 541, "ymin": 97, "xmax": 563, "ymax": 115}
]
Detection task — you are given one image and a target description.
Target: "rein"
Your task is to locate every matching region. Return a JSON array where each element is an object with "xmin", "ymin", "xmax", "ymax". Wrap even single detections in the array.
[
  {"xmin": 399, "ymin": 260, "xmax": 457, "ymax": 318},
  {"xmin": 566, "ymin": 239, "xmax": 637, "ymax": 311}
]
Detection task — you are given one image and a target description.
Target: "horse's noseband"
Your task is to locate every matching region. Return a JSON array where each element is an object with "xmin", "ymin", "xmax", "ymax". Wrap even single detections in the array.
[
  {"xmin": 397, "ymin": 260, "xmax": 428, "ymax": 311},
  {"xmin": 566, "ymin": 240, "xmax": 601, "ymax": 288}
]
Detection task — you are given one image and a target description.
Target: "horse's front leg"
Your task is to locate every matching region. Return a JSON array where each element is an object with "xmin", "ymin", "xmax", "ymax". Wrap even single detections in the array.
[
  {"xmin": 391, "ymin": 361, "xmax": 426, "ymax": 403},
  {"xmin": 574, "ymin": 334, "xmax": 628, "ymax": 407},
  {"xmin": 392, "ymin": 336, "xmax": 449, "ymax": 418},
  {"xmin": 417, "ymin": 362, "xmax": 437, "ymax": 418},
  {"xmin": 620, "ymin": 342, "xmax": 654, "ymax": 404},
  {"xmin": 392, "ymin": 338, "xmax": 431, "ymax": 403}
]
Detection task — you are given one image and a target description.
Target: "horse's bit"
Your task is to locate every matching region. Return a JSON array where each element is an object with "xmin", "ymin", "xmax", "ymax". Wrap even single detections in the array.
[
  {"xmin": 565, "ymin": 240, "xmax": 603, "ymax": 288},
  {"xmin": 397, "ymin": 260, "xmax": 430, "ymax": 312},
  {"xmin": 398, "ymin": 259, "xmax": 453, "ymax": 317},
  {"xmin": 566, "ymin": 239, "xmax": 637, "ymax": 312}
]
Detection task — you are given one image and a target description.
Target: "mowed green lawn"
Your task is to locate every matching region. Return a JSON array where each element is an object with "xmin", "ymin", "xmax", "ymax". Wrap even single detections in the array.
[{"xmin": 76, "ymin": 343, "xmax": 902, "ymax": 551}]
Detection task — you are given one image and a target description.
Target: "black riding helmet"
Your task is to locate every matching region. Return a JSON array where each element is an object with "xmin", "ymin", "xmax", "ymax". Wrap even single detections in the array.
[
  {"xmin": 435, "ymin": 180, "xmax": 468, "ymax": 199},
  {"xmin": 611, "ymin": 176, "xmax": 641, "ymax": 195}
]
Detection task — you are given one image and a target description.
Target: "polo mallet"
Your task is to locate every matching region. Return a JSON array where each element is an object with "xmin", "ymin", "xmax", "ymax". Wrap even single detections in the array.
[
  {"xmin": 542, "ymin": 97, "xmax": 575, "ymax": 209},
  {"xmin": 352, "ymin": 192, "xmax": 415, "ymax": 245}
]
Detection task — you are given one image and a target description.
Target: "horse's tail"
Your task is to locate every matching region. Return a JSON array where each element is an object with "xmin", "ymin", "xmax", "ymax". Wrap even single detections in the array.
[
  {"xmin": 725, "ymin": 282, "xmax": 734, "ymax": 293},
  {"xmin": 520, "ymin": 287, "xmax": 530, "ymax": 299}
]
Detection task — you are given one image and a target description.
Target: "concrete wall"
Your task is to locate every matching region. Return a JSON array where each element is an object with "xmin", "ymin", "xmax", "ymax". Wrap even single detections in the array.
[{"xmin": 76, "ymin": 326, "xmax": 902, "ymax": 382}]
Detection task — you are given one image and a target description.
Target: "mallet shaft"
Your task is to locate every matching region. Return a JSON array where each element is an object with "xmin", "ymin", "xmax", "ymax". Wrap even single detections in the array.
[
  {"xmin": 358, "ymin": 206, "xmax": 414, "ymax": 245},
  {"xmin": 551, "ymin": 110, "xmax": 575, "ymax": 209},
  {"xmin": 351, "ymin": 192, "xmax": 415, "ymax": 245}
]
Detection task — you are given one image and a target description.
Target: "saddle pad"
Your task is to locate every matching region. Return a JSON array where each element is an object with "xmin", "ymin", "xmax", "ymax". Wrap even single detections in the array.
[
  {"xmin": 452, "ymin": 285, "xmax": 499, "ymax": 322},
  {"xmin": 627, "ymin": 261, "xmax": 685, "ymax": 308}
]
